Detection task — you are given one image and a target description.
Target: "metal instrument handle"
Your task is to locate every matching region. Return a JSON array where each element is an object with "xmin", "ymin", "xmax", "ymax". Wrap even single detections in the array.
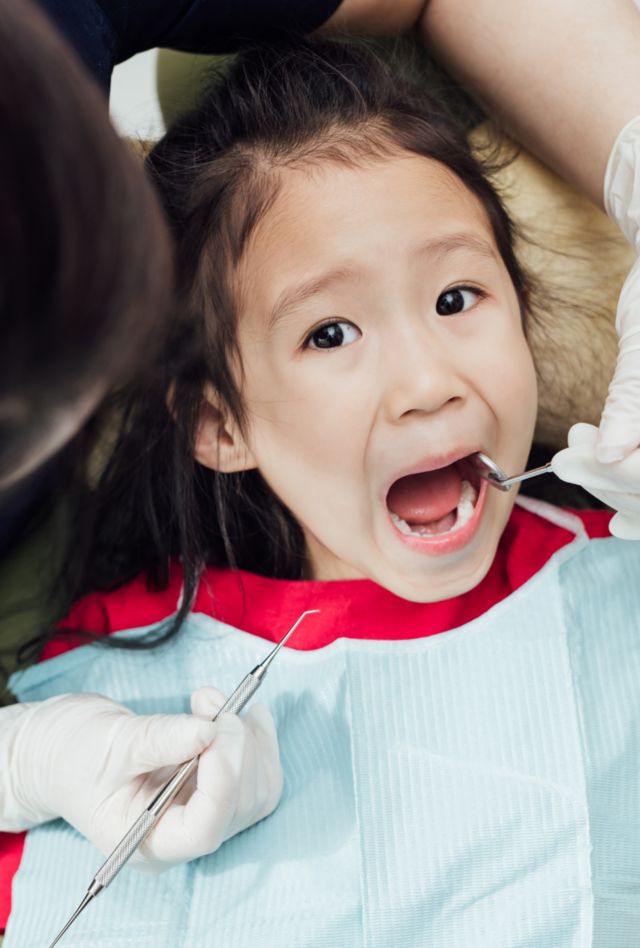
[
  {"xmin": 217, "ymin": 672, "xmax": 261, "ymax": 716},
  {"xmin": 94, "ymin": 809, "xmax": 157, "ymax": 889},
  {"xmin": 497, "ymin": 461, "xmax": 553, "ymax": 488}
]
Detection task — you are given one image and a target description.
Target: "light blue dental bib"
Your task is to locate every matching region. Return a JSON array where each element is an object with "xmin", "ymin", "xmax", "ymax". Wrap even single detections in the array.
[{"xmin": 6, "ymin": 503, "xmax": 640, "ymax": 947}]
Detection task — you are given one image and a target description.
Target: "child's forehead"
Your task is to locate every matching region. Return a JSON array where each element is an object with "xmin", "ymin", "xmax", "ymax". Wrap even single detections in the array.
[
  {"xmin": 238, "ymin": 153, "xmax": 497, "ymax": 287},
  {"xmin": 269, "ymin": 151, "xmax": 482, "ymax": 222}
]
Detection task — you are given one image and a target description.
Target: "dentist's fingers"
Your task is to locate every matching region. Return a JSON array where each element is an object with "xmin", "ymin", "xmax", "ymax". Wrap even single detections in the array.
[
  {"xmin": 190, "ymin": 689, "xmax": 281, "ymax": 824},
  {"xmin": 119, "ymin": 711, "xmax": 217, "ymax": 779},
  {"xmin": 144, "ymin": 704, "xmax": 282, "ymax": 865},
  {"xmin": 190, "ymin": 686, "xmax": 227, "ymax": 720},
  {"xmin": 220, "ymin": 703, "xmax": 283, "ymax": 840},
  {"xmin": 610, "ymin": 509, "xmax": 640, "ymax": 539},
  {"xmin": 144, "ymin": 713, "xmax": 246, "ymax": 863},
  {"xmin": 190, "ymin": 691, "xmax": 281, "ymax": 817},
  {"xmin": 551, "ymin": 424, "xmax": 640, "ymax": 539},
  {"xmin": 597, "ymin": 258, "xmax": 640, "ymax": 462},
  {"xmin": 553, "ymin": 424, "xmax": 640, "ymax": 492},
  {"xmin": 567, "ymin": 423, "xmax": 598, "ymax": 448},
  {"xmin": 597, "ymin": 373, "xmax": 640, "ymax": 462}
]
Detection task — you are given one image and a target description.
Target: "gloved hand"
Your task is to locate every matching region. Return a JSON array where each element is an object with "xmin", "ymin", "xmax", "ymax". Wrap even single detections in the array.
[
  {"xmin": 0, "ymin": 688, "xmax": 282, "ymax": 871},
  {"xmin": 598, "ymin": 114, "xmax": 640, "ymax": 462},
  {"xmin": 551, "ymin": 423, "xmax": 640, "ymax": 539}
]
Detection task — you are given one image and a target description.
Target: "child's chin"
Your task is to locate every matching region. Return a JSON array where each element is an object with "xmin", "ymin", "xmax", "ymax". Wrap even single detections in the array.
[{"xmin": 379, "ymin": 543, "xmax": 499, "ymax": 603}]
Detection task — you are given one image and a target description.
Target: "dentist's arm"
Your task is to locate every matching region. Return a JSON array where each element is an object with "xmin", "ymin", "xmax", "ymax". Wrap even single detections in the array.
[
  {"xmin": 416, "ymin": 0, "xmax": 640, "ymax": 211},
  {"xmin": 327, "ymin": 0, "xmax": 640, "ymax": 208}
]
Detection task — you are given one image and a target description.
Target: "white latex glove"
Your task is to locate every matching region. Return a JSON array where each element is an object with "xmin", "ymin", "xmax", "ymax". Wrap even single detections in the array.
[
  {"xmin": 0, "ymin": 688, "xmax": 282, "ymax": 871},
  {"xmin": 551, "ymin": 423, "xmax": 640, "ymax": 539},
  {"xmin": 598, "ymin": 114, "xmax": 640, "ymax": 462}
]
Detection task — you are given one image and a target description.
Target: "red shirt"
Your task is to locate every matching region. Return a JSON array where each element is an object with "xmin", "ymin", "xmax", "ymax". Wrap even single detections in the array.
[{"xmin": 0, "ymin": 504, "xmax": 612, "ymax": 930}]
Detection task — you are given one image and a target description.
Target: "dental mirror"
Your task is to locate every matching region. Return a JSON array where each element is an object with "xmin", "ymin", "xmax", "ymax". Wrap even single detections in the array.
[{"xmin": 472, "ymin": 452, "xmax": 553, "ymax": 492}]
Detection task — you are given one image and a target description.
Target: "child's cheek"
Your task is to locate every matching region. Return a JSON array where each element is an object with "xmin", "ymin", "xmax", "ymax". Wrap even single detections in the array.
[{"xmin": 504, "ymin": 345, "xmax": 538, "ymax": 452}]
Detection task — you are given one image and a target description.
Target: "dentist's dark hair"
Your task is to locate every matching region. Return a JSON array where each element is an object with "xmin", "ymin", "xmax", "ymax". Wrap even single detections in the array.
[
  {"xmin": 50, "ymin": 37, "xmax": 529, "ymax": 651},
  {"xmin": 0, "ymin": 0, "xmax": 173, "ymax": 487}
]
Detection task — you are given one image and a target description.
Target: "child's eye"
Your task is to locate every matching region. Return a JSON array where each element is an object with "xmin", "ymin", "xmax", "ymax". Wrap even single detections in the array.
[
  {"xmin": 436, "ymin": 286, "xmax": 484, "ymax": 316},
  {"xmin": 305, "ymin": 321, "xmax": 361, "ymax": 350}
]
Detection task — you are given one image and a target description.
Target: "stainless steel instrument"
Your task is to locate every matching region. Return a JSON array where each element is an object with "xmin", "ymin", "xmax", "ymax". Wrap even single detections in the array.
[
  {"xmin": 47, "ymin": 609, "xmax": 319, "ymax": 947},
  {"xmin": 472, "ymin": 452, "xmax": 553, "ymax": 492}
]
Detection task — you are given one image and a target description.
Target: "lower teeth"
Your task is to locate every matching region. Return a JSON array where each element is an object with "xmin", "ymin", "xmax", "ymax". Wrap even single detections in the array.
[{"xmin": 390, "ymin": 479, "xmax": 478, "ymax": 538}]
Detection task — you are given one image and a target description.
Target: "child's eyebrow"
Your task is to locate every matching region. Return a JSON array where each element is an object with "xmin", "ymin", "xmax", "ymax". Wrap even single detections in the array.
[
  {"xmin": 411, "ymin": 231, "xmax": 498, "ymax": 263},
  {"xmin": 267, "ymin": 232, "xmax": 497, "ymax": 334},
  {"xmin": 267, "ymin": 267, "xmax": 358, "ymax": 335}
]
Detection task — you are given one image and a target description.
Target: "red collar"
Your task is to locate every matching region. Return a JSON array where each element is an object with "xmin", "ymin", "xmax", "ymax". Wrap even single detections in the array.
[{"xmin": 50, "ymin": 504, "xmax": 610, "ymax": 659}]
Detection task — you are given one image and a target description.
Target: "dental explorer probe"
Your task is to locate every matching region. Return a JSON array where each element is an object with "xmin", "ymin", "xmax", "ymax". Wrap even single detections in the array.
[
  {"xmin": 46, "ymin": 609, "xmax": 319, "ymax": 948},
  {"xmin": 472, "ymin": 452, "xmax": 553, "ymax": 492}
]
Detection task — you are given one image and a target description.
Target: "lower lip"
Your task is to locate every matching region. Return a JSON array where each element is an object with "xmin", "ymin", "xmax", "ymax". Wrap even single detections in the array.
[{"xmin": 387, "ymin": 477, "xmax": 489, "ymax": 556}]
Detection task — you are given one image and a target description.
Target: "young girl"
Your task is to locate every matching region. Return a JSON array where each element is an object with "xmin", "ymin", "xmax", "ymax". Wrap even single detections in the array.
[{"xmin": 5, "ymin": 39, "xmax": 640, "ymax": 947}]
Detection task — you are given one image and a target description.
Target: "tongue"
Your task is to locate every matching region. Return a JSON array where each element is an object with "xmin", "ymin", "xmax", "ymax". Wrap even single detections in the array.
[{"xmin": 387, "ymin": 465, "xmax": 462, "ymax": 525}]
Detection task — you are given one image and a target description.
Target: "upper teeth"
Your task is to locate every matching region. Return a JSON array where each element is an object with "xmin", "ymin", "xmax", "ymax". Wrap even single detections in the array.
[{"xmin": 390, "ymin": 479, "xmax": 478, "ymax": 537}]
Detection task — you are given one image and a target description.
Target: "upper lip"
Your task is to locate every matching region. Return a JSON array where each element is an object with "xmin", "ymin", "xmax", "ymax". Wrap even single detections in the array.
[{"xmin": 382, "ymin": 445, "xmax": 483, "ymax": 503}]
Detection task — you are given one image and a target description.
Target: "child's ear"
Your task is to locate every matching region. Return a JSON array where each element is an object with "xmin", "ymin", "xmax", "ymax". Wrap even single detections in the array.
[{"xmin": 193, "ymin": 384, "xmax": 256, "ymax": 473}]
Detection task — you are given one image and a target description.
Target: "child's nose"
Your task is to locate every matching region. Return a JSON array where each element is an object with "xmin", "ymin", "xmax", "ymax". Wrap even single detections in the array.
[{"xmin": 381, "ymin": 324, "xmax": 468, "ymax": 422}]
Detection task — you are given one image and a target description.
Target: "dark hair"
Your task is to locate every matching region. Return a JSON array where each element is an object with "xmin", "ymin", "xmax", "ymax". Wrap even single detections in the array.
[
  {"xmin": 55, "ymin": 38, "xmax": 530, "ymax": 648},
  {"xmin": 0, "ymin": 0, "xmax": 173, "ymax": 485}
]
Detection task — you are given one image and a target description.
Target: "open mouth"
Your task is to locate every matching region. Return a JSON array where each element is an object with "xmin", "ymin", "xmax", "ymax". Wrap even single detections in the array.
[{"xmin": 386, "ymin": 456, "xmax": 483, "ymax": 539}]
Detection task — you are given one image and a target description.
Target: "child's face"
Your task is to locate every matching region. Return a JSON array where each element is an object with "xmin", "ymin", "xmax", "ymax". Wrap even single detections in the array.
[{"xmin": 219, "ymin": 154, "xmax": 537, "ymax": 600}]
